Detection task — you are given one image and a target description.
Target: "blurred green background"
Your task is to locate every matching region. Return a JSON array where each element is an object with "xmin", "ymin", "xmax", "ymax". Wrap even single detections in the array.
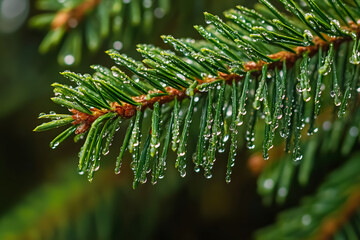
[{"xmin": 0, "ymin": 0, "xmax": 284, "ymax": 239}]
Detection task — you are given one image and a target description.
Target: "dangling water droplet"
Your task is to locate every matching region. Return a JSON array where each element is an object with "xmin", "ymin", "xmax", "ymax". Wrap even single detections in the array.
[
  {"xmin": 330, "ymin": 19, "xmax": 341, "ymax": 33},
  {"xmin": 330, "ymin": 90, "xmax": 335, "ymax": 98},
  {"xmin": 180, "ymin": 169, "xmax": 186, "ymax": 178},
  {"xmin": 350, "ymin": 34, "xmax": 360, "ymax": 64},
  {"xmin": 225, "ymin": 175, "xmax": 231, "ymax": 184},
  {"xmin": 252, "ymin": 66, "xmax": 267, "ymax": 110},
  {"xmin": 204, "ymin": 171, "xmax": 212, "ymax": 179},
  {"xmin": 171, "ymin": 97, "xmax": 180, "ymax": 151},
  {"xmin": 176, "ymin": 97, "xmax": 195, "ymax": 177},
  {"xmin": 263, "ymin": 150, "xmax": 269, "ymax": 160},
  {"xmin": 319, "ymin": 44, "xmax": 334, "ymax": 76},
  {"xmin": 94, "ymin": 162, "xmax": 100, "ymax": 171},
  {"xmin": 50, "ymin": 141, "xmax": 59, "ymax": 149},
  {"xmin": 246, "ymin": 110, "xmax": 257, "ymax": 150},
  {"xmin": 140, "ymin": 177, "xmax": 147, "ymax": 184},
  {"xmin": 303, "ymin": 30, "xmax": 313, "ymax": 46},
  {"xmin": 236, "ymin": 72, "xmax": 250, "ymax": 125},
  {"xmin": 330, "ymin": 61, "xmax": 342, "ymax": 107},
  {"xmin": 293, "ymin": 148, "xmax": 303, "ymax": 161}
]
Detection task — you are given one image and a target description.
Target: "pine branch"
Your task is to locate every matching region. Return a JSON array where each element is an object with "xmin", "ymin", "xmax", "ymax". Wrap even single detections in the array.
[
  {"xmin": 35, "ymin": 0, "xmax": 360, "ymax": 187},
  {"xmin": 257, "ymin": 104, "xmax": 360, "ymax": 205},
  {"xmin": 255, "ymin": 152, "xmax": 360, "ymax": 240},
  {"xmin": 254, "ymin": 105, "xmax": 360, "ymax": 238},
  {"xmin": 69, "ymin": 29, "xmax": 359, "ymax": 127},
  {"xmin": 30, "ymin": 0, "xmax": 171, "ymax": 65}
]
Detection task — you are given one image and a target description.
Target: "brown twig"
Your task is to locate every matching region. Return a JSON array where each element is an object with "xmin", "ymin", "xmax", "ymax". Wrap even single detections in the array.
[
  {"xmin": 71, "ymin": 23, "xmax": 360, "ymax": 133},
  {"xmin": 51, "ymin": 0, "xmax": 101, "ymax": 30}
]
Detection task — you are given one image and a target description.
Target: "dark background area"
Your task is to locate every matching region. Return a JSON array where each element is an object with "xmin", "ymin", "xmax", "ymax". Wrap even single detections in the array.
[{"xmin": 0, "ymin": 0, "xmax": 285, "ymax": 239}]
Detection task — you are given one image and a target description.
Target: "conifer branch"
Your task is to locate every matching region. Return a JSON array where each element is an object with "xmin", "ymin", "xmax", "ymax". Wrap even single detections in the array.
[
  {"xmin": 255, "ymin": 103, "xmax": 360, "ymax": 238},
  {"xmin": 255, "ymin": 152, "xmax": 360, "ymax": 240},
  {"xmin": 35, "ymin": 0, "xmax": 360, "ymax": 187},
  {"xmin": 70, "ymin": 24, "xmax": 360, "ymax": 134},
  {"xmin": 31, "ymin": 0, "xmax": 172, "ymax": 65},
  {"xmin": 30, "ymin": 1, "xmax": 360, "ymax": 238}
]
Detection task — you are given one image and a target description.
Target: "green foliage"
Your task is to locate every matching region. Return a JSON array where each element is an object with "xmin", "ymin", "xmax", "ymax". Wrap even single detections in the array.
[
  {"xmin": 254, "ymin": 91, "xmax": 360, "ymax": 238},
  {"xmin": 258, "ymin": 105, "xmax": 360, "ymax": 205},
  {"xmin": 255, "ymin": 152, "xmax": 360, "ymax": 240},
  {"xmin": 30, "ymin": 0, "xmax": 171, "ymax": 65},
  {"xmin": 0, "ymin": 163, "xmax": 184, "ymax": 240},
  {"xmin": 35, "ymin": 0, "xmax": 360, "ymax": 191},
  {"xmin": 0, "ymin": 165, "xmax": 116, "ymax": 240}
]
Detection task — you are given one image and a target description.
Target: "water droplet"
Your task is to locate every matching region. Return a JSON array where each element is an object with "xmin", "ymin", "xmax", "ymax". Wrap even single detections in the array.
[
  {"xmin": 204, "ymin": 171, "xmax": 212, "ymax": 179},
  {"xmin": 330, "ymin": 90, "xmax": 335, "ymax": 98},
  {"xmin": 50, "ymin": 141, "xmax": 59, "ymax": 149},
  {"xmin": 263, "ymin": 151, "xmax": 269, "ymax": 160},
  {"xmin": 180, "ymin": 169, "xmax": 186, "ymax": 178},
  {"xmin": 225, "ymin": 175, "xmax": 231, "ymax": 183},
  {"xmin": 178, "ymin": 151, "xmax": 186, "ymax": 157}
]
